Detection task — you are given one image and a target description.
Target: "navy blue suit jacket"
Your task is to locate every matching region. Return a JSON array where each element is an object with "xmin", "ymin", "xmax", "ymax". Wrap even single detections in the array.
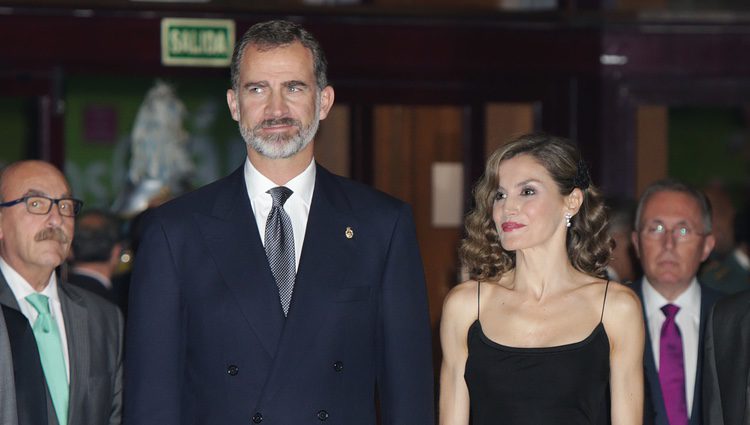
[
  {"xmin": 633, "ymin": 279, "xmax": 722, "ymax": 425},
  {"xmin": 124, "ymin": 164, "xmax": 435, "ymax": 425}
]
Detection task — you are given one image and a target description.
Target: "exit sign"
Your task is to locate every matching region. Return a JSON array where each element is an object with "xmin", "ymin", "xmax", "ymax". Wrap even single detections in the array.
[{"xmin": 161, "ymin": 18, "xmax": 235, "ymax": 67}]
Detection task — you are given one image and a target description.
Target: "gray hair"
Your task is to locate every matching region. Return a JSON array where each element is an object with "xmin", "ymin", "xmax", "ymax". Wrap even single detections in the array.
[
  {"xmin": 634, "ymin": 178, "xmax": 713, "ymax": 233},
  {"xmin": 230, "ymin": 20, "xmax": 328, "ymax": 92}
]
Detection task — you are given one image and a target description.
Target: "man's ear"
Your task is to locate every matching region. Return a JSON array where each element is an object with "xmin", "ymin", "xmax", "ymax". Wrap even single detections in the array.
[
  {"xmin": 109, "ymin": 243, "xmax": 123, "ymax": 268},
  {"xmin": 226, "ymin": 89, "xmax": 240, "ymax": 122},
  {"xmin": 317, "ymin": 86, "xmax": 335, "ymax": 121},
  {"xmin": 631, "ymin": 231, "xmax": 641, "ymax": 259},
  {"xmin": 701, "ymin": 234, "xmax": 716, "ymax": 262}
]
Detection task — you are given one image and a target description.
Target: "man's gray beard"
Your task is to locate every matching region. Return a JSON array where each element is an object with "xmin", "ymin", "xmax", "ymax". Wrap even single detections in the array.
[{"xmin": 240, "ymin": 111, "xmax": 320, "ymax": 160}]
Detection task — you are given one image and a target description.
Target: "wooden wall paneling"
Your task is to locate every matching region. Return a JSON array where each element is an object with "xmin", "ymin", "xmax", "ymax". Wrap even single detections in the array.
[
  {"xmin": 314, "ymin": 105, "xmax": 351, "ymax": 178},
  {"xmin": 372, "ymin": 105, "xmax": 464, "ymax": 331},
  {"xmin": 636, "ymin": 105, "xmax": 668, "ymax": 195},
  {"xmin": 599, "ymin": 75, "xmax": 750, "ymax": 200},
  {"xmin": 373, "ymin": 106, "xmax": 416, "ymax": 201},
  {"xmin": 484, "ymin": 102, "xmax": 536, "ymax": 157}
]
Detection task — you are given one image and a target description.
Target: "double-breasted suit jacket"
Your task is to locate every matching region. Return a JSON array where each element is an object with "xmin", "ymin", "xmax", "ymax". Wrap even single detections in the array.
[
  {"xmin": 703, "ymin": 290, "xmax": 750, "ymax": 425},
  {"xmin": 0, "ymin": 272, "xmax": 124, "ymax": 425},
  {"xmin": 124, "ymin": 164, "xmax": 435, "ymax": 425},
  {"xmin": 633, "ymin": 279, "xmax": 722, "ymax": 425}
]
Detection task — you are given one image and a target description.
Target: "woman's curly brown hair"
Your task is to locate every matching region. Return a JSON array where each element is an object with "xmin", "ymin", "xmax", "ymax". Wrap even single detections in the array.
[{"xmin": 459, "ymin": 133, "xmax": 612, "ymax": 281}]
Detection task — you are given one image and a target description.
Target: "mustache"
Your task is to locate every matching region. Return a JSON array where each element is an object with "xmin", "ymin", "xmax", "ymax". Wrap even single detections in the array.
[
  {"xmin": 259, "ymin": 118, "xmax": 300, "ymax": 128},
  {"xmin": 35, "ymin": 228, "xmax": 70, "ymax": 244}
]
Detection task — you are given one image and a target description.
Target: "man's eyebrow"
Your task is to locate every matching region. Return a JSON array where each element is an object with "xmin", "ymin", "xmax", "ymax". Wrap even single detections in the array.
[
  {"xmin": 645, "ymin": 219, "xmax": 692, "ymax": 226},
  {"xmin": 23, "ymin": 189, "xmax": 71, "ymax": 198},
  {"xmin": 284, "ymin": 80, "xmax": 308, "ymax": 87},
  {"xmin": 244, "ymin": 81, "xmax": 269, "ymax": 88},
  {"xmin": 24, "ymin": 189, "xmax": 46, "ymax": 197}
]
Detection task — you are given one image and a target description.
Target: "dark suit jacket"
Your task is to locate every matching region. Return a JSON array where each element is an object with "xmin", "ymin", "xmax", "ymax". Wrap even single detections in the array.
[
  {"xmin": 700, "ymin": 252, "xmax": 750, "ymax": 295},
  {"xmin": 633, "ymin": 279, "xmax": 722, "ymax": 425},
  {"xmin": 67, "ymin": 272, "xmax": 113, "ymax": 303},
  {"xmin": 2, "ymin": 305, "xmax": 48, "ymax": 425},
  {"xmin": 703, "ymin": 290, "xmax": 750, "ymax": 425},
  {"xmin": 0, "ymin": 271, "xmax": 124, "ymax": 425},
  {"xmin": 124, "ymin": 164, "xmax": 435, "ymax": 425}
]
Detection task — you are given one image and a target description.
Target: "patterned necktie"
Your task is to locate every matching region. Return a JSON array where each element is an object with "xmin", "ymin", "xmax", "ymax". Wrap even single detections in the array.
[
  {"xmin": 25, "ymin": 293, "xmax": 69, "ymax": 425},
  {"xmin": 265, "ymin": 186, "xmax": 296, "ymax": 316},
  {"xmin": 659, "ymin": 303, "xmax": 689, "ymax": 425}
]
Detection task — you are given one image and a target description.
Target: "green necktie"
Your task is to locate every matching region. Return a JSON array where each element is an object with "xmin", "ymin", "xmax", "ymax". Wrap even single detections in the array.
[{"xmin": 26, "ymin": 293, "xmax": 69, "ymax": 425}]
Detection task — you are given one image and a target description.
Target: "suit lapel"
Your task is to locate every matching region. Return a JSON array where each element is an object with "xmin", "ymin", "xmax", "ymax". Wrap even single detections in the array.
[
  {"xmin": 260, "ymin": 166, "xmax": 359, "ymax": 404},
  {"xmin": 0, "ymin": 272, "xmax": 20, "ymax": 311},
  {"xmin": 194, "ymin": 167, "xmax": 284, "ymax": 357},
  {"xmin": 692, "ymin": 284, "xmax": 721, "ymax": 424},
  {"xmin": 57, "ymin": 283, "xmax": 88, "ymax": 425},
  {"xmin": 634, "ymin": 280, "xmax": 669, "ymax": 425}
]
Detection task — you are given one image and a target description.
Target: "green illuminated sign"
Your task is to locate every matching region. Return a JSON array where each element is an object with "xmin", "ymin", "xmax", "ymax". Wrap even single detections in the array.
[{"xmin": 161, "ymin": 18, "xmax": 235, "ymax": 67}]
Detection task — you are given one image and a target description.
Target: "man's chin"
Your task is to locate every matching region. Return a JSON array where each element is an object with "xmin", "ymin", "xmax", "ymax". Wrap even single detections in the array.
[
  {"xmin": 37, "ymin": 255, "xmax": 66, "ymax": 270},
  {"xmin": 652, "ymin": 274, "xmax": 688, "ymax": 287}
]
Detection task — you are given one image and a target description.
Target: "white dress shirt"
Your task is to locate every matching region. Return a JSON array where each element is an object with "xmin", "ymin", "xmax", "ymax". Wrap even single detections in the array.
[
  {"xmin": 244, "ymin": 157, "xmax": 316, "ymax": 271},
  {"xmin": 642, "ymin": 277, "xmax": 701, "ymax": 415},
  {"xmin": 734, "ymin": 247, "xmax": 750, "ymax": 271},
  {"xmin": 0, "ymin": 257, "xmax": 70, "ymax": 382}
]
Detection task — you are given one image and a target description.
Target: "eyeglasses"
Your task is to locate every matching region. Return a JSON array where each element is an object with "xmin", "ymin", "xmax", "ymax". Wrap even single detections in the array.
[
  {"xmin": 0, "ymin": 195, "xmax": 83, "ymax": 217},
  {"xmin": 640, "ymin": 223, "xmax": 705, "ymax": 243}
]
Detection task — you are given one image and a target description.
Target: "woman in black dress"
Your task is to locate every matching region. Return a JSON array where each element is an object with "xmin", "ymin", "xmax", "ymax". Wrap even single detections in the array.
[{"xmin": 440, "ymin": 134, "xmax": 644, "ymax": 425}]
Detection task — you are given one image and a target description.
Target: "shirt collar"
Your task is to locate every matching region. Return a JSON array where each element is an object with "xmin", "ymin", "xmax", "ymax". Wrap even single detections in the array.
[
  {"xmin": 734, "ymin": 247, "xmax": 750, "ymax": 271},
  {"xmin": 0, "ymin": 256, "xmax": 59, "ymax": 304},
  {"xmin": 244, "ymin": 157, "xmax": 316, "ymax": 207},
  {"xmin": 70, "ymin": 266, "xmax": 112, "ymax": 289},
  {"xmin": 642, "ymin": 276, "xmax": 701, "ymax": 321}
]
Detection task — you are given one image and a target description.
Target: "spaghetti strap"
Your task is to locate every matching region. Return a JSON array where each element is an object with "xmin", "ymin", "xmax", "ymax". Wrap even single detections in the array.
[
  {"xmin": 476, "ymin": 281, "xmax": 481, "ymax": 321},
  {"xmin": 599, "ymin": 280, "xmax": 611, "ymax": 323}
]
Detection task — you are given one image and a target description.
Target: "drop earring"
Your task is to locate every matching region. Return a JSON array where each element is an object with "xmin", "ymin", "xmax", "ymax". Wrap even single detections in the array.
[{"xmin": 564, "ymin": 213, "xmax": 572, "ymax": 228}]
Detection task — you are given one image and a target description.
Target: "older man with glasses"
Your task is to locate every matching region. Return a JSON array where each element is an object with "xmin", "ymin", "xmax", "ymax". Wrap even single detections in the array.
[
  {"xmin": 0, "ymin": 160, "xmax": 123, "ymax": 425},
  {"xmin": 630, "ymin": 178, "xmax": 723, "ymax": 425}
]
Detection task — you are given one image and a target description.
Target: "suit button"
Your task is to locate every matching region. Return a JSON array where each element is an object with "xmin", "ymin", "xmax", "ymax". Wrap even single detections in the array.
[
  {"xmin": 252, "ymin": 412, "xmax": 263, "ymax": 423},
  {"xmin": 317, "ymin": 410, "xmax": 329, "ymax": 421},
  {"xmin": 332, "ymin": 361, "xmax": 343, "ymax": 372},
  {"xmin": 227, "ymin": 365, "xmax": 239, "ymax": 376}
]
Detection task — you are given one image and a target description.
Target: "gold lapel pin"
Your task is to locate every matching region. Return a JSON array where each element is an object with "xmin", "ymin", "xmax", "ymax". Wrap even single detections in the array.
[{"xmin": 345, "ymin": 227, "xmax": 354, "ymax": 239}]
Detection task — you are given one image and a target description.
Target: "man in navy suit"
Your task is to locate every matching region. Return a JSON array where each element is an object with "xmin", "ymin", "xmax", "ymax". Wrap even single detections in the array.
[
  {"xmin": 124, "ymin": 20, "xmax": 435, "ymax": 425},
  {"xmin": 631, "ymin": 179, "xmax": 722, "ymax": 425}
]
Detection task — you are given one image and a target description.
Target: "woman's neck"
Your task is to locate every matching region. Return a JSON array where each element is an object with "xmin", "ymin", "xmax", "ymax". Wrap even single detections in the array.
[{"xmin": 510, "ymin": 245, "xmax": 578, "ymax": 300}]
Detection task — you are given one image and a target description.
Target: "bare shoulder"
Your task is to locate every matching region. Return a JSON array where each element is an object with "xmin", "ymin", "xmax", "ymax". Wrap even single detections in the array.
[
  {"xmin": 443, "ymin": 280, "xmax": 479, "ymax": 316},
  {"xmin": 603, "ymin": 281, "xmax": 642, "ymax": 319},
  {"xmin": 442, "ymin": 280, "xmax": 481, "ymax": 329},
  {"xmin": 601, "ymin": 281, "xmax": 644, "ymax": 343}
]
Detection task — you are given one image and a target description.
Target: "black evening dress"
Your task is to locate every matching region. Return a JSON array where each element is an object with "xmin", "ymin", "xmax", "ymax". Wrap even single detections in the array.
[{"xmin": 464, "ymin": 281, "xmax": 611, "ymax": 425}]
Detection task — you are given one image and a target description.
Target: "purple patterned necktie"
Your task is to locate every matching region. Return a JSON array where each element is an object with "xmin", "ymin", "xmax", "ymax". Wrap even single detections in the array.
[{"xmin": 659, "ymin": 304, "xmax": 689, "ymax": 425}]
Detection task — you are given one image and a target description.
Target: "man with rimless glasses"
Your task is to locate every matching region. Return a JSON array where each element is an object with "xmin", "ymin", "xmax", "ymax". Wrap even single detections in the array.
[
  {"xmin": 0, "ymin": 160, "xmax": 123, "ymax": 425},
  {"xmin": 630, "ymin": 178, "xmax": 722, "ymax": 425}
]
